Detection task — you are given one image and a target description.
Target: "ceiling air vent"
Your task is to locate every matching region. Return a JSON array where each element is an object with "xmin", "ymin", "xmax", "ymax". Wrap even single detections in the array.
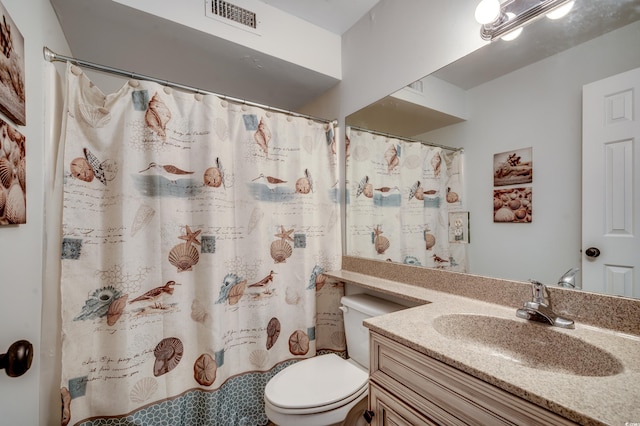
[{"xmin": 207, "ymin": 0, "xmax": 257, "ymax": 29}]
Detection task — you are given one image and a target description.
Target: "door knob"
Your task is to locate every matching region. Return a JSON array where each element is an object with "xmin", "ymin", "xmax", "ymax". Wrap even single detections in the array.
[
  {"xmin": 585, "ymin": 247, "xmax": 601, "ymax": 258},
  {"xmin": 0, "ymin": 340, "xmax": 33, "ymax": 377}
]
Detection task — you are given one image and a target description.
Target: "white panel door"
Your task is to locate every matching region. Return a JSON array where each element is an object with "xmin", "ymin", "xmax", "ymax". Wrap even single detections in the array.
[{"xmin": 582, "ymin": 67, "xmax": 640, "ymax": 297}]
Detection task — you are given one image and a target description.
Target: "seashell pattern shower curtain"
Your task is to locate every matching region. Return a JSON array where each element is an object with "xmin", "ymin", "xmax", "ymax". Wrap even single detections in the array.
[
  {"xmin": 346, "ymin": 128, "xmax": 467, "ymax": 271},
  {"xmin": 58, "ymin": 64, "xmax": 343, "ymax": 425}
]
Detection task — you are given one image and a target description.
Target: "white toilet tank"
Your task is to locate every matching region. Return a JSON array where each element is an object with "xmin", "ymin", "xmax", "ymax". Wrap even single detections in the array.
[{"xmin": 340, "ymin": 293, "xmax": 406, "ymax": 368}]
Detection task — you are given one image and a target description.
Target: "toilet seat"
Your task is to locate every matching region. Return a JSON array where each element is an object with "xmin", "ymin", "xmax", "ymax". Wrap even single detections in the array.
[{"xmin": 264, "ymin": 354, "xmax": 368, "ymax": 415}]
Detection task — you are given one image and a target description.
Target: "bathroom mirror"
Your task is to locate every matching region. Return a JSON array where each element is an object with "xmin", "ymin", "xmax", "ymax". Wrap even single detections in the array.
[{"xmin": 345, "ymin": 0, "xmax": 640, "ymax": 296}]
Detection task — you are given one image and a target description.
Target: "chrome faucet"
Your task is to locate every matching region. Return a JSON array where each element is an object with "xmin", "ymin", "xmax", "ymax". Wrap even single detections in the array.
[
  {"xmin": 557, "ymin": 267, "xmax": 581, "ymax": 289},
  {"xmin": 516, "ymin": 280, "xmax": 574, "ymax": 329}
]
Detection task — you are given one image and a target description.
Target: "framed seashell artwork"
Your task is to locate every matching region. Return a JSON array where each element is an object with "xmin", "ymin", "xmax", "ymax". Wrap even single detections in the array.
[
  {"xmin": 493, "ymin": 147, "xmax": 533, "ymax": 187},
  {"xmin": 493, "ymin": 187, "xmax": 532, "ymax": 223},
  {"xmin": 0, "ymin": 117, "xmax": 25, "ymax": 225},
  {"xmin": 0, "ymin": 4, "xmax": 25, "ymax": 126}
]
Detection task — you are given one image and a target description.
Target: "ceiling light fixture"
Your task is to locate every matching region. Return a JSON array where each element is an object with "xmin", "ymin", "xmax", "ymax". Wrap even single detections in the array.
[
  {"xmin": 475, "ymin": 0, "xmax": 501, "ymax": 24},
  {"xmin": 546, "ymin": 0, "xmax": 575, "ymax": 19},
  {"xmin": 476, "ymin": 0, "xmax": 576, "ymax": 41},
  {"xmin": 500, "ymin": 13, "xmax": 523, "ymax": 40}
]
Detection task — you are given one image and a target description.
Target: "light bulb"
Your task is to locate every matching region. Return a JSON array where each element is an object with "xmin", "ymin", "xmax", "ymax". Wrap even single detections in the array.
[
  {"xmin": 500, "ymin": 13, "xmax": 523, "ymax": 41},
  {"xmin": 546, "ymin": 1, "xmax": 575, "ymax": 20},
  {"xmin": 475, "ymin": 0, "xmax": 501, "ymax": 25}
]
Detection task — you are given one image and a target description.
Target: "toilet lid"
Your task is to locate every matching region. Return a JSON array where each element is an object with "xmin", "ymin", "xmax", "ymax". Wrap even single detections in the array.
[{"xmin": 265, "ymin": 354, "xmax": 368, "ymax": 410}]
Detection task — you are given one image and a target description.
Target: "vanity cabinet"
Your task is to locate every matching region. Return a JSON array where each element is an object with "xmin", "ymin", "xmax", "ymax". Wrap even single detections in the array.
[{"xmin": 369, "ymin": 332, "xmax": 577, "ymax": 426}]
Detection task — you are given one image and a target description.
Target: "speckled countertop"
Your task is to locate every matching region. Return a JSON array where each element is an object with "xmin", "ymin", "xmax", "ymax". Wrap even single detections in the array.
[{"xmin": 326, "ymin": 267, "xmax": 640, "ymax": 426}]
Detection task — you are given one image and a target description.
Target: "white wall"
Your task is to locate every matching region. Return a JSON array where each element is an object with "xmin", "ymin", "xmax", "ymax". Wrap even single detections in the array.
[
  {"xmin": 423, "ymin": 21, "xmax": 640, "ymax": 285},
  {"xmin": 302, "ymin": 0, "xmax": 486, "ymax": 124},
  {"xmin": 0, "ymin": 1, "xmax": 70, "ymax": 425},
  {"xmin": 112, "ymin": 0, "xmax": 341, "ymax": 80}
]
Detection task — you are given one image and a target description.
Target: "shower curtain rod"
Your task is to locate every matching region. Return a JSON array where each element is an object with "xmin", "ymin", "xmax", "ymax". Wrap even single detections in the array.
[
  {"xmin": 43, "ymin": 47, "xmax": 336, "ymax": 125},
  {"xmin": 348, "ymin": 125, "xmax": 463, "ymax": 152}
]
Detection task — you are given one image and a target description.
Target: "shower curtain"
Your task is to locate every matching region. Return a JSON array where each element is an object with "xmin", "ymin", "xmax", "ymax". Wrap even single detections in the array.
[
  {"xmin": 345, "ymin": 127, "xmax": 467, "ymax": 272},
  {"xmin": 57, "ymin": 63, "xmax": 342, "ymax": 425}
]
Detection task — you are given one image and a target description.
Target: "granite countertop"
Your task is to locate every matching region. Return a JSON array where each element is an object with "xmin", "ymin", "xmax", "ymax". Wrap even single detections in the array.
[{"xmin": 327, "ymin": 269, "xmax": 640, "ymax": 426}]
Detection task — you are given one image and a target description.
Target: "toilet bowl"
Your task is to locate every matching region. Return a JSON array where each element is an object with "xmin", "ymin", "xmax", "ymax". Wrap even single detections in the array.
[
  {"xmin": 264, "ymin": 354, "xmax": 368, "ymax": 426},
  {"xmin": 264, "ymin": 294, "xmax": 406, "ymax": 426}
]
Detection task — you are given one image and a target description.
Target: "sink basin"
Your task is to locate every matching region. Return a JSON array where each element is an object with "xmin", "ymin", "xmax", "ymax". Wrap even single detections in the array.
[{"xmin": 432, "ymin": 314, "xmax": 623, "ymax": 377}]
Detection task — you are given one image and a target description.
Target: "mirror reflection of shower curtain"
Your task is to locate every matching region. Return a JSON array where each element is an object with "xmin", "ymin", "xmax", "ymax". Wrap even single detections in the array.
[
  {"xmin": 346, "ymin": 127, "xmax": 467, "ymax": 272},
  {"xmin": 57, "ymin": 63, "xmax": 342, "ymax": 425}
]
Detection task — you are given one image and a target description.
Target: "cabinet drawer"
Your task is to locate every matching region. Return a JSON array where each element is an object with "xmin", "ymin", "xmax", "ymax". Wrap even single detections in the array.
[
  {"xmin": 370, "ymin": 382, "xmax": 440, "ymax": 426},
  {"xmin": 370, "ymin": 332, "xmax": 576, "ymax": 426}
]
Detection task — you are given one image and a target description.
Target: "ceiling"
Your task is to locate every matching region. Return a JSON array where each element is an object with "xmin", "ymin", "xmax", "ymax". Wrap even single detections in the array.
[
  {"xmin": 261, "ymin": 0, "xmax": 380, "ymax": 35},
  {"xmin": 48, "ymin": 0, "xmax": 379, "ymax": 112}
]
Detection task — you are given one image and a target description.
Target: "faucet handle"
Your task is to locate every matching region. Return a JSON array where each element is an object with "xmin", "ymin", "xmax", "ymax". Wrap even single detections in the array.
[{"xmin": 528, "ymin": 279, "xmax": 546, "ymax": 304}]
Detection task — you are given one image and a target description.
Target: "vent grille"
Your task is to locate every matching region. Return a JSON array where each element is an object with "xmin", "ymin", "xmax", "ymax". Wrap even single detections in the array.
[{"xmin": 210, "ymin": 0, "xmax": 257, "ymax": 29}]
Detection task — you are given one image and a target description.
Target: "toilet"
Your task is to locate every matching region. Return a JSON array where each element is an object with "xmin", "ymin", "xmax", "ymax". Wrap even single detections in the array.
[{"xmin": 264, "ymin": 293, "xmax": 406, "ymax": 426}]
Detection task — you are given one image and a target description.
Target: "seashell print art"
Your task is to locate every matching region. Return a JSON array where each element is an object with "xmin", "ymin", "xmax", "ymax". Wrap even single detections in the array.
[
  {"xmin": 384, "ymin": 144, "xmax": 400, "ymax": 173},
  {"xmin": 247, "ymin": 207, "xmax": 264, "ymax": 235},
  {"xmin": 69, "ymin": 157, "xmax": 94, "ymax": 182},
  {"xmin": 145, "ymin": 93, "xmax": 172, "ymax": 140},
  {"xmin": 431, "ymin": 152, "xmax": 442, "ymax": 177},
  {"xmin": 193, "ymin": 353, "xmax": 217, "ymax": 386},
  {"xmin": 424, "ymin": 231, "xmax": 436, "ymax": 250},
  {"xmin": 61, "ymin": 387, "xmax": 71, "ymax": 426},
  {"xmin": 409, "ymin": 180, "xmax": 424, "ymax": 201},
  {"xmin": 446, "ymin": 188, "xmax": 459, "ymax": 203},
  {"xmin": 515, "ymin": 208, "xmax": 527, "ymax": 220},
  {"xmin": 307, "ymin": 265, "xmax": 325, "ymax": 290},
  {"xmin": 227, "ymin": 279, "xmax": 246, "ymax": 305},
  {"xmin": 153, "ymin": 337, "xmax": 183, "ymax": 377},
  {"xmin": 315, "ymin": 272, "xmax": 327, "ymax": 291},
  {"xmin": 107, "ymin": 294, "xmax": 128, "ymax": 326},
  {"xmin": 18, "ymin": 157, "xmax": 27, "ymax": 191},
  {"xmin": 130, "ymin": 204, "xmax": 155, "ymax": 237},
  {"xmin": 285, "ymin": 287, "xmax": 301, "ymax": 305},
  {"xmin": 215, "ymin": 273, "xmax": 247, "ymax": 305},
  {"xmin": 0, "ymin": 156, "xmax": 13, "ymax": 188},
  {"xmin": 494, "ymin": 206, "xmax": 516, "ymax": 222},
  {"xmin": 0, "ymin": 187, "xmax": 5, "ymax": 216},
  {"xmin": 249, "ymin": 350, "xmax": 269, "ymax": 368},
  {"xmin": 288, "ymin": 330, "xmax": 310, "ymax": 356},
  {"xmin": 168, "ymin": 242, "xmax": 200, "ymax": 272},
  {"xmin": 83, "ymin": 148, "xmax": 118, "ymax": 185},
  {"xmin": 266, "ymin": 317, "xmax": 281, "ymax": 350},
  {"xmin": 203, "ymin": 158, "xmax": 225, "ymax": 188},
  {"xmin": 74, "ymin": 286, "xmax": 122, "ymax": 321},
  {"xmin": 130, "ymin": 377, "xmax": 159, "ymax": 404},
  {"xmin": 373, "ymin": 225, "xmax": 390, "ymax": 255},
  {"xmin": 190, "ymin": 299, "xmax": 210, "ymax": 324},
  {"xmin": 79, "ymin": 104, "xmax": 111, "ymax": 128},
  {"xmin": 356, "ymin": 175, "xmax": 373, "ymax": 199},
  {"xmin": 270, "ymin": 239, "xmax": 293, "ymax": 263},
  {"xmin": 254, "ymin": 118, "xmax": 271, "ymax": 157},
  {"xmin": 295, "ymin": 169, "xmax": 313, "ymax": 194},
  {"xmin": 99, "ymin": 159, "xmax": 119, "ymax": 183},
  {"xmin": 5, "ymin": 182, "xmax": 25, "ymax": 224}
]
